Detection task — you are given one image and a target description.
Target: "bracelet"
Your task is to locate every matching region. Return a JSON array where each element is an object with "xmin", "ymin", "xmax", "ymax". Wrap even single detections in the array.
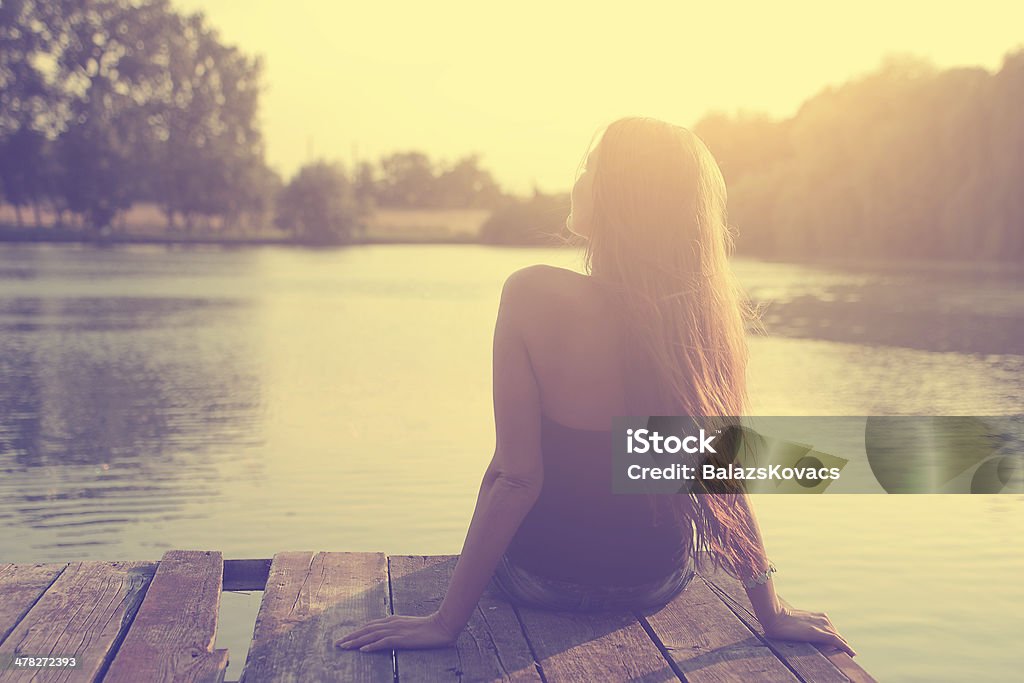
[{"xmin": 742, "ymin": 562, "xmax": 776, "ymax": 589}]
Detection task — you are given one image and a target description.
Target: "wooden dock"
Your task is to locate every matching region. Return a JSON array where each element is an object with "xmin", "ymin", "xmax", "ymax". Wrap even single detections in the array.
[{"xmin": 0, "ymin": 550, "xmax": 873, "ymax": 682}]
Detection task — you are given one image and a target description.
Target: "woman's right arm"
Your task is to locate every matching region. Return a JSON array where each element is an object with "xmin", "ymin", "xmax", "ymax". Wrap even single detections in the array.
[
  {"xmin": 733, "ymin": 494, "xmax": 857, "ymax": 657},
  {"xmin": 747, "ymin": 579, "xmax": 856, "ymax": 656}
]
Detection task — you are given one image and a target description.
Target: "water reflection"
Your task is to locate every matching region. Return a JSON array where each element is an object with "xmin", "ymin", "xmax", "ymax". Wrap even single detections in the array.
[
  {"xmin": 1, "ymin": 244, "xmax": 1023, "ymax": 562},
  {"xmin": 746, "ymin": 262, "xmax": 1024, "ymax": 355},
  {"xmin": 0, "ymin": 243, "xmax": 1022, "ymax": 682},
  {"xmin": 0, "ymin": 290, "xmax": 263, "ymax": 559}
]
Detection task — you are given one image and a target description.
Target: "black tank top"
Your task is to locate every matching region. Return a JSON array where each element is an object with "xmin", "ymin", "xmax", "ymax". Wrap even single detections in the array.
[{"xmin": 505, "ymin": 411, "xmax": 690, "ymax": 586}]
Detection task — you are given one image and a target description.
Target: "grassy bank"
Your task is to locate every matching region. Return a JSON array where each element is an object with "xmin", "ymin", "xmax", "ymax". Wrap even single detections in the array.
[{"xmin": 0, "ymin": 225, "xmax": 484, "ymax": 247}]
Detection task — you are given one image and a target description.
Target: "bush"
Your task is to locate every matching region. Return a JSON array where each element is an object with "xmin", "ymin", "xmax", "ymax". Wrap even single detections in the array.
[
  {"xmin": 275, "ymin": 162, "xmax": 361, "ymax": 245},
  {"xmin": 478, "ymin": 191, "xmax": 571, "ymax": 245}
]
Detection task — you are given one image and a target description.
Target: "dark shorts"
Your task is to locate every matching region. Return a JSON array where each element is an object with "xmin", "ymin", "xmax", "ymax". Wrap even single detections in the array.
[{"xmin": 489, "ymin": 553, "xmax": 695, "ymax": 612}]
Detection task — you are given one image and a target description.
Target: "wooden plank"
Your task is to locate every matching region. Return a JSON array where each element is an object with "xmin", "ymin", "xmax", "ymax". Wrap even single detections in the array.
[
  {"xmin": 514, "ymin": 601, "xmax": 676, "ymax": 682},
  {"xmin": 699, "ymin": 563, "xmax": 874, "ymax": 683},
  {"xmin": 240, "ymin": 551, "xmax": 391, "ymax": 683},
  {"xmin": 104, "ymin": 551, "xmax": 229, "ymax": 683},
  {"xmin": 224, "ymin": 559, "xmax": 271, "ymax": 592},
  {"xmin": 0, "ymin": 560, "xmax": 155, "ymax": 683},
  {"xmin": 640, "ymin": 575, "xmax": 799, "ymax": 682},
  {"xmin": 0, "ymin": 564, "xmax": 67, "ymax": 646},
  {"xmin": 389, "ymin": 555, "xmax": 541, "ymax": 682}
]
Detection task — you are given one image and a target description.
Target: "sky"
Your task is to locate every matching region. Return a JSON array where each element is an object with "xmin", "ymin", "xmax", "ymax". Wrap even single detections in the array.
[{"xmin": 174, "ymin": 0, "xmax": 1024, "ymax": 195}]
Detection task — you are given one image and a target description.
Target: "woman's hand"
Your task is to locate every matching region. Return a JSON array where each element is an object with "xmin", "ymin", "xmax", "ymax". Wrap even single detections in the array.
[
  {"xmin": 760, "ymin": 604, "xmax": 857, "ymax": 657},
  {"xmin": 335, "ymin": 612, "xmax": 460, "ymax": 652}
]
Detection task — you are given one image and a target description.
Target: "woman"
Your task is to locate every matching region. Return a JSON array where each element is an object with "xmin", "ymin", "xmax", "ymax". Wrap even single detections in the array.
[{"xmin": 336, "ymin": 117, "xmax": 855, "ymax": 657}]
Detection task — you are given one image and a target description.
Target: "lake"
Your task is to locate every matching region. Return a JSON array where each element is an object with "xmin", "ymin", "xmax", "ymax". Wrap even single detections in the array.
[{"xmin": 1, "ymin": 243, "xmax": 1021, "ymax": 682}]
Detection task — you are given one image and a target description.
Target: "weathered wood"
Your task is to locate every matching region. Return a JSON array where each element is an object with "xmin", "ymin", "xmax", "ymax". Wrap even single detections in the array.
[
  {"xmin": 104, "ymin": 551, "xmax": 229, "ymax": 683},
  {"xmin": 223, "ymin": 559, "xmax": 271, "ymax": 592},
  {"xmin": 0, "ymin": 564, "xmax": 67, "ymax": 646},
  {"xmin": 0, "ymin": 551, "xmax": 872, "ymax": 682},
  {"xmin": 240, "ymin": 551, "xmax": 391, "ymax": 683},
  {"xmin": 0, "ymin": 561, "xmax": 155, "ymax": 683},
  {"xmin": 514, "ymin": 602, "xmax": 675, "ymax": 682},
  {"xmin": 700, "ymin": 565, "xmax": 874, "ymax": 683},
  {"xmin": 640, "ymin": 575, "xmax": 799, "ymax": 682},
  {"xmin": 389, "ymin": 555, "xmax": 541, "ymax": 682}
]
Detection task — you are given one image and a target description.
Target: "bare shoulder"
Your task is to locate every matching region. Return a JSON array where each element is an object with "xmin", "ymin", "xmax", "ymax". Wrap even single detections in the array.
[
  {"xmin": 502, "ymin": 264, "xmax": 592, "ymax": 299},
  {"xmin": 498, "ymin": 265, "xmax": 625, "ymax": 415},
  {"xmin": 503, "ymin": 263, "xmax": 579, "ymax": 285},
  {"xmin": 499, "ymin": 264, "xmax": 610, "ymax": 340},
  {"xmin": 500, "ymin": 265, "xmax": 596, "ymax": 317}
]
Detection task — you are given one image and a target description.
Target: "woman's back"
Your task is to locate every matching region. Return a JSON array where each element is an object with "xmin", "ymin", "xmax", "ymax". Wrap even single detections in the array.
[
  {"xmin": 503, "ymin": 265, "xmax": 689, "ymax": 586},
  {"xmin": 514, "ymin": 265, "xmax": 628, "ymax": 428}
]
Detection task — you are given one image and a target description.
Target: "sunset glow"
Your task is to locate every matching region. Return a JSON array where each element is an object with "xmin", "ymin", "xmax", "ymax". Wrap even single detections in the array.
[{"xmin": 173, "ymin": 0, "xmax": 1024, "ymax": 193}]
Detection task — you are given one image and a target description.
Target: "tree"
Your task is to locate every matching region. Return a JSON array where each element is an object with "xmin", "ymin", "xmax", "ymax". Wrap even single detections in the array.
[
  {"xmin": 148, "ymin": 11, "xmax": 268, "ymax": 230},
  {"xmin": 0, "ymin": 0, "xmax": 63, "ymax": 227},
  {"xmin": 479, "ymin": 190, "xmax": 569, "ymax": 245},
  {"xmin": 694, "ymin": 50, "xmax": 1024, "ymax": 262},
  {"xmin": 276, "ymin": 161, "xmax": 361, "ymax": 245},
  {"xmin": 0, "ymin": 0, "xmax": 273, "ymax": 233},
  {"xmin": 56, "ymin": 110, "xmax": 145, "ymax": 231},
  {"xmin": 375, "ymin": 151, "xmax": 436, "ymax": 207},
  {"xmin": 434, "ymin": 155, "xmax": 504, "ymax": 208},
  {"xmin": 352, "ymin": 160, "xmax": 377, "ymax": 214},
  {"xmin": 46, "ymin": 0, "xmax": 192, "ymax": 230},
  {"xmin": 0, "ymin": 127, "xmax": 49, "ymax": 227}
]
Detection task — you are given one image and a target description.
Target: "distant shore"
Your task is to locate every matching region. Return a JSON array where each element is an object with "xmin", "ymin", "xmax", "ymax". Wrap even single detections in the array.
[
  {"xmin": 3, "ymin": 227, "xmax": 1023, "ymax": 279},
  {"xmin": 0, "ymin": 225, "xmax": 481, "ymax": 248}
]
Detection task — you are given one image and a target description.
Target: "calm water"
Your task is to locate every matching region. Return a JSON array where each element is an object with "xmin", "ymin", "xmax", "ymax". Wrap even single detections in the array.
[{"xmin": 1, "ymin": 243, "xmax": 1022, "ymax": 682}]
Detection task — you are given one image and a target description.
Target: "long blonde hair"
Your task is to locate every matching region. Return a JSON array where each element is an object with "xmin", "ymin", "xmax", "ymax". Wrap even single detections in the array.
[{"xmin": 583, "ymin": 116, "xmax": 765, "ymax": 579}]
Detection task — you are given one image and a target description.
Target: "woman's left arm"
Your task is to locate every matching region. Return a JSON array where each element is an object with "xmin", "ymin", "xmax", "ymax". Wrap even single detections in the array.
[{"xmin": 336, "ymin": 269, "xmax": 545, "ymax": 652}]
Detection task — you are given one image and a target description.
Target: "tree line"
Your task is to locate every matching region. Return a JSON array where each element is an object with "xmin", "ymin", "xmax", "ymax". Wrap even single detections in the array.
[
  {"xmin": 483, "ymin": 48, "xmax": 1024, "ymax": 256},
  {"xmin": 0, "ymin": 0, "xmax": 271, "ymax": 232},
  {"xmin": 0, "ymin": 0, "xmax": 527, "ymax": 244},
  {"xmin": 276, "ymin": 155, "xmax": 570, "ymax": 245},
  {"xmin": 279, "ymin": 153, "xmax": 532, "ymax": 244},
  {"xmin": 2, "ymin": 1, "xmax": 1021, "ymax": 257},
  {"xmin": 695, "ymin": 51, "xmax": 1024, "ymax": 261}
]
